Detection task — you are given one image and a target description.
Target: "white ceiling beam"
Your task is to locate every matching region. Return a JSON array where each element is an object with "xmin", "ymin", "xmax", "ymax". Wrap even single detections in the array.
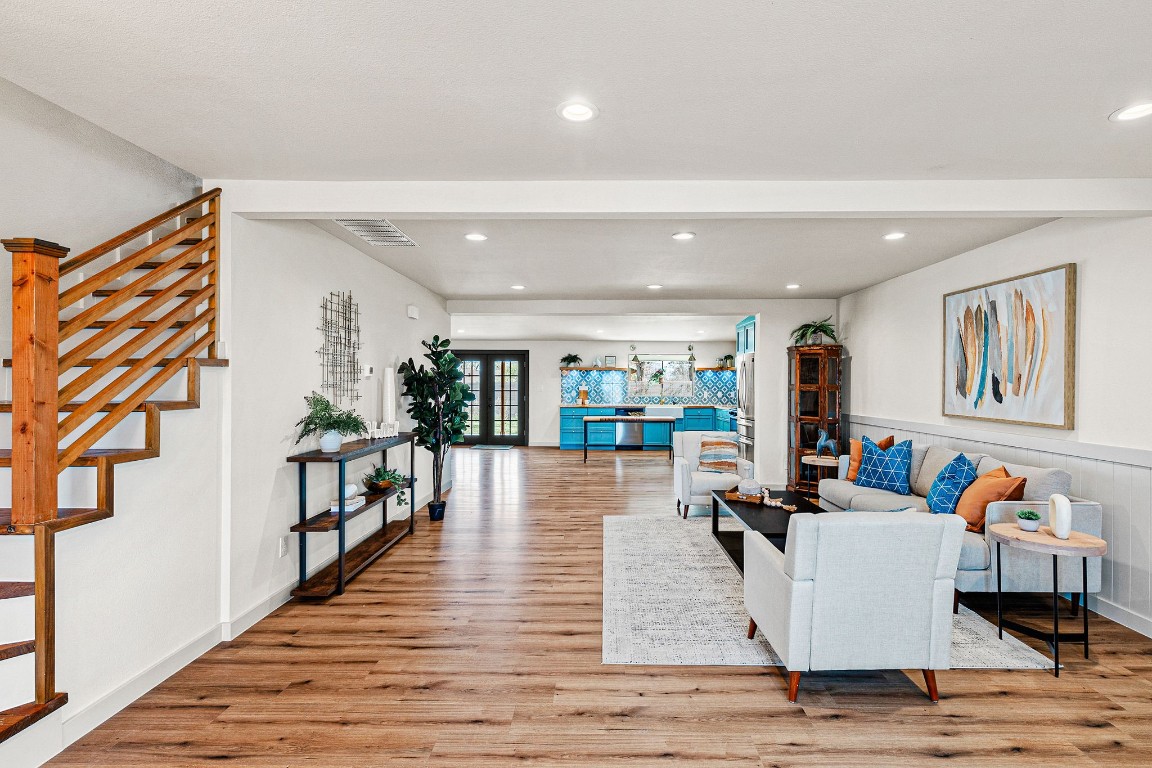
[{"xmin": 209, "ymin": 179, "xmax": 1152, "ymax": 218}]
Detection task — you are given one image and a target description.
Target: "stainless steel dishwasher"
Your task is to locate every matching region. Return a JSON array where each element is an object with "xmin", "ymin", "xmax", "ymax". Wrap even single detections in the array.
[{"xmin": 615, "ymin": 408, "xmax": 645, "ymax": 449}]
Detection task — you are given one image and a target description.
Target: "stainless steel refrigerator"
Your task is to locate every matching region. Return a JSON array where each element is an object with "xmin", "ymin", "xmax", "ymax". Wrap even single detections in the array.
[{"xmin": 736, "ymin": 352, "xmax": 755, "ymax": 461}]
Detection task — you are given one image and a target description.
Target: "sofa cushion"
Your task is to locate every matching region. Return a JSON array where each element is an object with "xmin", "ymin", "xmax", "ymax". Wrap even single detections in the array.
[
  {"xmin": 854, "ymin": 438, "xmax": 913, "ymax": 494},
  {"xmin": 690, "ymin": 471, "xmax": 741, "ymax": 497},
  {"xmin": 912, "ymin": 447, "xmax": 987, "ymax": 497},
  {"xmin": 926, "ymin": 453, "xmax": 978, "ymax": 515},
  {"xmin": 958, "ymin": 531, "xmax": 991, "ymax": 571},
  {"xmin": 819, "ymin": 479, "xmax": 861, "ymax": 510},
  {"xmin": 847, "ymin": 491, "xmax": 930, "ymax": 513},
  {"xmin": 955, "ymin": 467, "xmax": 1027, "ymax": 532},
  {"xmin": 846, "ymin": 435, "xmax": 893, "ymax": 481},
  {"xmin": 909, "ymin": 446, "xmax": 928, "ymax": 491},
  {"xmin": 976, "ymin": 457, "xmax": 1071, "ymax": 500}
]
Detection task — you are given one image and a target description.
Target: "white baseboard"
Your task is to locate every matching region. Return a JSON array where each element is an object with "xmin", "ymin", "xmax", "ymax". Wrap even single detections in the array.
[
  {"xmin": 530, "ymin": 441, "xmax": 559, "ymax": 447},
  {"xmin": 1089, "ymin": 595, "xmax": 1152, "ymax": 639},
  {"xmin": 223, "ymin": 585, "xmax": 294, "ymax": 641},
  {"xmin": 60, "ymin": 624, "xmax": 223, "ymax": 747}
]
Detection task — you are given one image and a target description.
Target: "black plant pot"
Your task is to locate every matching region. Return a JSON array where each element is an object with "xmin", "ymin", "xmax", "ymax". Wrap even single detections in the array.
[{"xmin": 428, "ymin": 501, "xmax": 446, "ymax": 521}]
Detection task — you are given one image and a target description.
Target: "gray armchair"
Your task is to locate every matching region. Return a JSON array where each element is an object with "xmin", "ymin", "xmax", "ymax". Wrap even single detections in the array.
[{"xmin": 743, "ymin": 511, "xmax": 965, "ymax": 702}]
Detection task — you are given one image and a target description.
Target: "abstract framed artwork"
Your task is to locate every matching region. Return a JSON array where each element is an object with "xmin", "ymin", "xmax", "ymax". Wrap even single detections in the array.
[{"xmin": 942, "ymin": 264, "xmax": 1076, "ymax": 429}]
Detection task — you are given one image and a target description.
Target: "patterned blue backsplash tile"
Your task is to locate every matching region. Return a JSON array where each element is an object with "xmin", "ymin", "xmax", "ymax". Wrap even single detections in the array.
[{"xmin": 560, "ymin": 369, "xmax": 736, "ymax": 405}]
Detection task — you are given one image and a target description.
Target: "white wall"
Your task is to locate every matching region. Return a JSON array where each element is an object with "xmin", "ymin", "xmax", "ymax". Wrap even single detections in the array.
[
  {"xmin": 453, "ymin": 339, "xmax": 736, "ymax": 446},
  {"xmin": 0, "ymin": 77, "xmax": 215, "ymax": 766},
  {"xmin": 224, "ymin": 218, "xmax": 450, "ymax": 626},
  {"xmin": 836, "ymin": 216, "xmax": 1152, "ymax": 636}
]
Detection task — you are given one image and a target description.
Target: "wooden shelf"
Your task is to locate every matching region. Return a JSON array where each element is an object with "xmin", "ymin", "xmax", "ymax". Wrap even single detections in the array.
[
  {"xmin": 288, "ymin": 433, "xmax": 416, "ymax": 463},
  {"xmin": 290, "ymin": 482, "xmax": 411, "ymax": 532},
  {"xmin": 292, "ymin": 519, "xmax": 411, "ymax": 598}
]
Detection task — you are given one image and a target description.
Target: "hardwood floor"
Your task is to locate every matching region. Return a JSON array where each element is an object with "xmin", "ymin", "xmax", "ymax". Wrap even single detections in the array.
[{"xmin": 50, "ymin": 447, "xmax": 1152, "ymax": 766}]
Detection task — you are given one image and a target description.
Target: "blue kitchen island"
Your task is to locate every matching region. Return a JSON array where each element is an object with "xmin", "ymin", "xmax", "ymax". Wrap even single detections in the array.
[{"xmin": 559, "ymin": 405, "xmax": 735, "ymax": 451}]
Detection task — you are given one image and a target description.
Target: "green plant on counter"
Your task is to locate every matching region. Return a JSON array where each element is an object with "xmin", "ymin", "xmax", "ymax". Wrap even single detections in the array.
[
  {"xmin": 362, "ymin": 464, "xmax": 408, "ymax": 506},
  {"xmin": 1017, "ymin": 509, "xmax": 1041, "ymax": 521},
  {"xmin": 560, "ymin": 353, "xmax": 583, "ymax": 367},
  {"xmin": 790, "ymin": 316, "xmax": 839, "ymax": 345},
  {"xmin": 649, "ymin": 368, "xmax": 665, "ymax": 384},
  {"xmin": 294, "ymin": 392, "xmax": 368, "ymax": 443}
]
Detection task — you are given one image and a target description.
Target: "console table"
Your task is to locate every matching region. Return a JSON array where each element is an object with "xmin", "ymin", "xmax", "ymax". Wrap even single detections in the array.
[
  {"xmin": 988, "ymin": 523, "xmax": 1107, "ymax": 677},
  {"xmin": 287, "ymin": 433, "xmax": 417, "ymax": 598}
]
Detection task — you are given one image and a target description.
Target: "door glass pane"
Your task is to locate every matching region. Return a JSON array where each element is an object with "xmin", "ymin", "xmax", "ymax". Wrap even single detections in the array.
[
  {"xmin": 798, "ymin": 390, "xmax": 819, "ymax": 418},
  {"xmin": 462, "ymin": 359, "xmax": 482, "ymax": 437},
  {"xmin": 826, "ymin": 389, "xmax": 838, "ymax": 420},
  {"xmin": 826, "ymin": 357, "xmax": 839, "ymax": 385},
  {"xmin": 799, "ymin": 355, "xmax": 820, "ymax": 386},
  {"xmin": 494, "ymin": 359, "xmax": 521, "ymax": 437}
]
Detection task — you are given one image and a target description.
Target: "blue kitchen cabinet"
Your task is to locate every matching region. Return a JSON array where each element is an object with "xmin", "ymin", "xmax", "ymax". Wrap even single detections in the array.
[
  {"xmin": 560, "ymin": 407, "xmax": 615, "ymax": 450},
  {"xmin": 736, "ymin": 315, "xmax": 756, "ymax": 354},
  {"xmin": 642, "ymin": 421, "xmax": 673, "ymax": 450},
  {"xmin": 683, "ymin": 407, "xmax": 715, "ymax": 432},
  {"xmin": 714, "ymin": 408, "xmax": 732, "ymax": 431}
]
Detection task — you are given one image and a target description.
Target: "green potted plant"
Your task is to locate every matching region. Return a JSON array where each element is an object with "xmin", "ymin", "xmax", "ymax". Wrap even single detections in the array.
[
  {"xmin": 1016, "ymin": 509, "xmax": 1042, "ymax": 532},
  {"xmin": 399, "ymin": 336, "xmax": 475, "ymax": 521},
  {"xmin": 790, "ymin": 316, "xmax": 839, "ymax": 346},
  {"xmin": 362, "ymin": 464, "xmax": 409, "ymax": 506},
  {"xmin": 294, "ymin": 391, "xmax": 368, "ymax": 452},
  {"xmin": 560, "ymin": 353, "xmax": 583, "ymax": 367},
  {"xmin": 717, "ymin": 353, "xmax": 735, "ymax": 369}
]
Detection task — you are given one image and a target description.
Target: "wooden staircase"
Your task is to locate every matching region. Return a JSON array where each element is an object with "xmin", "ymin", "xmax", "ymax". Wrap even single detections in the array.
[{"xmin": 0, "ymin": 189, "xmax": 225, "ymax": 743}]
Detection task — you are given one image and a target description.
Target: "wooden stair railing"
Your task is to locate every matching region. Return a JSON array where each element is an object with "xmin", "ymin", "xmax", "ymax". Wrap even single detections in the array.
[{"xmin": 0, "ymin": 188, "xmax": 224, "ymax": 744}]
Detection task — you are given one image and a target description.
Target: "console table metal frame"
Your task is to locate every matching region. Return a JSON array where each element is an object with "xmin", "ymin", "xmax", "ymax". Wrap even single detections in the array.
[{"xmin": 582, "ymin": 415, "xmax": 675, "ymax": 463}]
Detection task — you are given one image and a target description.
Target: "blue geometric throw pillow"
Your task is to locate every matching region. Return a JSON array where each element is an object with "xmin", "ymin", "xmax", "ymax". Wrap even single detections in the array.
[
  {"xmin": 853, "ymin": 437, "xmax": 912, "ymax": 495},
  {"xmin": 926, "ymin": 453, "xmax": 978, "ymax": 515}
]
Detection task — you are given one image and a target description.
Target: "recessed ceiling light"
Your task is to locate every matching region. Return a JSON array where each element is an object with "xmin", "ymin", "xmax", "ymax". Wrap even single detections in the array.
[
  {"xmin": 672, "ymin": 232, "xmax": 696, "ymax": 240},
  {"xmin": 883, "ymin": 232, "xmax": 907, "ymax": 241},
  {"xmin": 464, "ymin": 233, "xmax": 487, "ymax": 241},
  {"xmin": 646, "ymin": 284, "xmax": 663, "ymax": 290},
  {"xmin": 1109, "ymin": 102, "xmax": 1152, "ymax": 122},
  {"xmin": 557, "ymin": 100, "xmax": 599, "ymax": 122},
  {"xmin": 786, "ymin": 284, "xmax": 801, "ymax": 290},
  {"xmin": 596, "ymin": 329, "xmax": 604, "ymax": 333},
  {"xmin": 510, "ymin": 285, "xmax": 525, "ymax": 290}
]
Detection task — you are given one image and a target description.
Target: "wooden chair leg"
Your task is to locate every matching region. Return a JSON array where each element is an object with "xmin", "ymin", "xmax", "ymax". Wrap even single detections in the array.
[
  {"xmin": 681, "ymin": 504, "xmax": 689, "ymax": 519},
  {"xmin": 922, "ymin": 670, "xmax": 939, "ymax": 703},
  {"xmin": 787, "ymin": 671, "xmax": 802, "ymax": 703},
  {"xmin": 953, "ymin": 589, "xmax": 960, "ymax": 615},
  {"xmin": 747, "ymin": 618, "xmax": 757, "ymax": 639},
  {"xmin": 676, "ymin": 500, "xmax": 681, "ymax": 515}
]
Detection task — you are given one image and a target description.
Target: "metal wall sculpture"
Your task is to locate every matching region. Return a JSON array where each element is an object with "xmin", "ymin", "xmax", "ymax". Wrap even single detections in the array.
[{"xmin": 318, "ymin": 291, "xmax": 361, "ymax": 405}]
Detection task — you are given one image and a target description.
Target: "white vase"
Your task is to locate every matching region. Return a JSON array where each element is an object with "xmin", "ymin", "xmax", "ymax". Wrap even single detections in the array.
[
  {"xmin": 1018, "ymin": 517, "xmax": 1042, "ymax": 532},
  {"xmin": 319, "ymin": 430, "xmax": 343, "ymax": 452},
  {"xmin": 1049, "ymin": 494, "xmax": 1073, "ymax": 539}
]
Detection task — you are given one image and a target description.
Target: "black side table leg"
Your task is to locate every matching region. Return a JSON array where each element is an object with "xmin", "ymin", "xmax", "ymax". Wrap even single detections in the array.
[
  {"xmin": 712, "ymin": 495, "xmax": 719, "ymax": 537},
  {"xmin": 1052, "ymin": 554, "xmax": 1060, "ymax": 677},
  {"xmin": 996, "ymin": 542, "xmax": 1003, "ymax": 639},
  {"xmin": 583, "ymin": 422, "xmax": 588, "ymax": 463},
  {"xmin": 1082, "ymin": 556, "xmax": 1090, "ymax": 658}
]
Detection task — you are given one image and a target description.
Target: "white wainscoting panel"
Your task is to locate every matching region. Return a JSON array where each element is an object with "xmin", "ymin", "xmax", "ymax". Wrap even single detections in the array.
[{"xmin": 849, "ymin": 415, "xmax": 1152, "ymax": 638}]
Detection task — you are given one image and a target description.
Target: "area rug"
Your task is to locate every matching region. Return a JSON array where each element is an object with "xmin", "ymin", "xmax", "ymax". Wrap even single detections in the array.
[{"xmin": 602, "ymin": 515, "xmax": 1052, "ymax": 669}]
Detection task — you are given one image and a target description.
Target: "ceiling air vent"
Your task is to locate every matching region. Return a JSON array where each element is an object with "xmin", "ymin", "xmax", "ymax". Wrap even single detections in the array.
[{"xmin": 334, "ymin": 219, "xmax": 418, "ymax": 246}]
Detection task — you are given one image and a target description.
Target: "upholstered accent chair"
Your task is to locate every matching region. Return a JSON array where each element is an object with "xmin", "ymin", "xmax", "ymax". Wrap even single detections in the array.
[
  {"xmin": 743, "ymin": 511, "xmax": 965, "ymax": 703},
  {"xmin": 673, "ymin": 431, "xmax": 754, "ymax": 518}
]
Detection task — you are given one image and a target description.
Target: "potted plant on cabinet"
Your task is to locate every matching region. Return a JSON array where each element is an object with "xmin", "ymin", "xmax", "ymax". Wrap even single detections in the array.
[
  {"xmin": 399, "ymin": 336, "xmax": 475, "ymax": 521},
  {"xmin": 560, "ymin": 353, "xmax": 583, "ymax": 367},
  {"xmin": 790, "ymin": 316, "xmax": 839, "ymax": 346},
  {"xmin": 294, "ymin": 391, "xmax": 368, "ymax": 452},
  {"xmin": 362, "ymin": 464, "xmax": 409, "ymax": 506}
]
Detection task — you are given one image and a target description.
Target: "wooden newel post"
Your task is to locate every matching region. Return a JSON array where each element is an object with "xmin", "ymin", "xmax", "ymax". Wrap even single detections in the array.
[{"xmin": 3, "ymin": 238, "xmax": 67, "ymax": 526}]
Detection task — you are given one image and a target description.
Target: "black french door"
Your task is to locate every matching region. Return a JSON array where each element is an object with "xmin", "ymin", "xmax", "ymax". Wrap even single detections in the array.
[{"xmin": 456, "ymin": 351, "xmax": 529, "ymax": 446}]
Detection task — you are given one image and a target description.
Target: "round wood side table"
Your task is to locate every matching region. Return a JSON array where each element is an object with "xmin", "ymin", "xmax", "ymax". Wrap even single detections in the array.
[
  {"xmin": 987, "ymin": 523, "xmax": 1107, "ymax": 677},
  {"xmin": 800, "ymin": 454, "xmax": 839, "ymax": 485}
]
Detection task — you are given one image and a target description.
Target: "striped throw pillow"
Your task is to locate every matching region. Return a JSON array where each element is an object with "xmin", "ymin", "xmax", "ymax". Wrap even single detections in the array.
[{"xmin": 698, "ymin": 435, "xmax": 739, "ymax": 474}]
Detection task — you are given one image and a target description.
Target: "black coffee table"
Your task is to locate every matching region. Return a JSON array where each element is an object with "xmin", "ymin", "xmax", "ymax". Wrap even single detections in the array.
[{"xmin": 711, "ymin": 488, "xmax": 824, "ymax": 574}]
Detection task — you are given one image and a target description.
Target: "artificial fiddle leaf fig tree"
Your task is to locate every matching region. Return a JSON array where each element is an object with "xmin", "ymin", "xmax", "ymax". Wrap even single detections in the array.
[{"xmin": 398, "ymin": 335, "xmax": 475, "ymax": 521}]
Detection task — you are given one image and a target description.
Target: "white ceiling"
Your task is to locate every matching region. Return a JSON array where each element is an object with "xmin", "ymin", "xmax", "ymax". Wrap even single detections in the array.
[
  {"xmin": 451, "ymin": 314, "xmax": 745, "ymax": 342},
  {"xmin": 1, "ymin": 2, "xmax": 1150, "ymax": 180},
  {"xmin": 314, "ymin": 216, "xmax": 1051, "ymax": 300}
]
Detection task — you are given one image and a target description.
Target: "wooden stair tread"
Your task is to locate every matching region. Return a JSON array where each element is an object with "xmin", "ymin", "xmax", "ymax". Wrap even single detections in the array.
[
  {"xmin": 0, "ymin": 640, "xmax": 35, "ymax": 661},
  {"xmin": 0, "ymin": 507, "xmax": 113, "ymax": 535},
  {"xmin": 0, "ymin": 448, "xmax": 157, "ymax": 468},
  {"xmin": 0, "ymin": 693, "xmax": 68, "ymax": 743},
  {"xmin": 2, "ymin": 357, "xmax": 228, "ymax": 368},
  {"xmin": 62, "ymin": 319, "xmax": 190, "ymax": 330},
  {"xmin": 0, "ymin": 582, "xmax": 35, "ymax": 600},
  {"xmin": 90, "ymin": 289, "xmax": 200, "ymax": 299},
  {"xmin": 291, "ymin": 484, "xmax": 411, "ymax": 533},
  {"xmin": 0, "ymin": 400, "xmax": 198, "ymax": 413},
  {"xmin": 292, "ymin": 519, "xmax": 411, "ymax": 598}
]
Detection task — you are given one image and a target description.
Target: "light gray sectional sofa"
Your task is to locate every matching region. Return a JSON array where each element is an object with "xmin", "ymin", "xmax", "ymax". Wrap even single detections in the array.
[{"xmin": 818, "ymin": 445, "xmax": 1103, "ymax": 597}]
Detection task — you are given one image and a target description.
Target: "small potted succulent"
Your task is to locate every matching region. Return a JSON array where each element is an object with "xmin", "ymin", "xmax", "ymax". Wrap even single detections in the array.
[
  {"xmin": 560, "ymin": 353, "xmax": 583, "ymax": 367},
  {"xmin": 362, "ymin": 465, "xmax": 409, "ymax": 506},
  {"xmin": 295, "ymin": 392, "xmax": 368, "ymax": 452},
  {"xmin": 1016, "ymin": 508, "xmax": 1042, "ymax": 532}
]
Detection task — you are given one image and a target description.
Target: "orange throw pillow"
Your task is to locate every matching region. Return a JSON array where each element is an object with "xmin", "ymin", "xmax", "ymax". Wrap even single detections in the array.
[
  {"xmin": 846, "ymin": 435, "xmax": 894, "ymax": 481},
  {"xmin": 955, "ymin": 466, "xmax": 1026, "ymax": 532}
]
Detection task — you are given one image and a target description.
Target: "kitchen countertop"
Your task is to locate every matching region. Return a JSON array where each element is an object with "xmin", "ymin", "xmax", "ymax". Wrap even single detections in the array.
[{"xmin": 559, "ymin": 403, "xmax": 736, "ymax": 409}]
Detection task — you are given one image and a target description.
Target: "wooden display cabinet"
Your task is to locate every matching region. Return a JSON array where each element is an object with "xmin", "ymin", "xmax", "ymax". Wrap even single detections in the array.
[{"xmin": 786, "ymin": 344, "xmax": 844, "ymax": 497}]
